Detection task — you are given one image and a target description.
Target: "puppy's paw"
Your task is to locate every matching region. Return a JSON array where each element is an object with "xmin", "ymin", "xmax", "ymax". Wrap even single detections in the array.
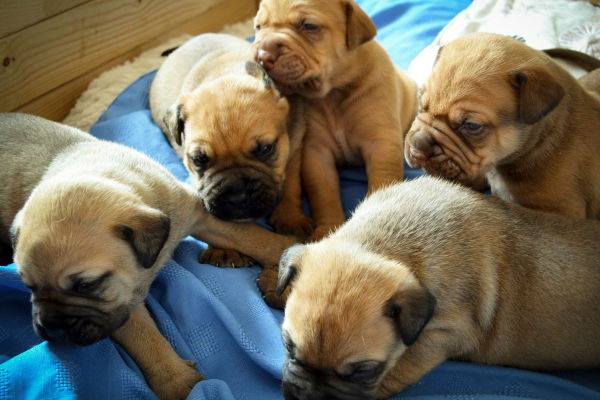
[
  {"xmin": 149, "ymin": 359, "xmax": 204, "ymax": 400},
  {"xmin": 269, "ymin": 210, "xmax": 314, "ymax": 240},
  {"xmin": 307, "ymin": 223, "xmax": 339, "ymax": 243},
  {"xmin": 258, "ymin": 267, "xmax": 288, "ymax": 309},
  {"xmin": 200, "ymin": 246, "xmax": 256, "ymax": 268}
]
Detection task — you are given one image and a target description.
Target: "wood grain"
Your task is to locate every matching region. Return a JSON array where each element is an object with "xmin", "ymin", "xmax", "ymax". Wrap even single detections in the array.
[
  {"xmin": 14, "ymin": 0, "xmax": 257, "ymax": 122},
  {"xmin": 0, "ymin": 0, "xmax": 257, "ymax": 121},
  {"xmin": 0, "ymin": 0, "xmax": 91, "ymax": 38}
]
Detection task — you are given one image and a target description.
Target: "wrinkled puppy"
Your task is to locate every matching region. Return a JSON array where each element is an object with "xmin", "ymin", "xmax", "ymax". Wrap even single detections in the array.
[
  {"xmin": 150, "ymin": 33, "xmax": 308, "ymax": 265},
  {"xmin": 405, "ymin": 33, "xmax": 600, "ymax": 219},
  {"xmin": 273, "ymin": 176, "xmax": 600, "ymax": 400},
  {"xmin": 252, "ymin": 0, "xmax": 418, "ymax": 241},
  {"xmin": 0, "ymin": 113, "xmax": 296, "ymax": 400}
]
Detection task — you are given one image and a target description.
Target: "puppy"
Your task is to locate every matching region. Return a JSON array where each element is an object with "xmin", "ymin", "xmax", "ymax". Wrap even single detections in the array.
[
  {"xmin": 404, "ymin": 33, "xmax": 600, "ymax": 219},
  {"xmin": 252, "ymin": 0, "xmax": 418, "ymax": 241},
  {"xmin": 150, "ymin": 33, "xmax": 309, "ymax": 266},
  {"xmin": 271, "ymin": 176, "xmax": 600, "ymax": 400},
  {"xmin": 0, "ymin": 113, "xmax": 296, "ymax": 400}
]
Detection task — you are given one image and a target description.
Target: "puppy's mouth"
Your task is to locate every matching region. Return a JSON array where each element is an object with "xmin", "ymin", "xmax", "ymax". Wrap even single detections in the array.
[
  {"xmin": 33, "ymin": 302, "xmax": 129, "ymax": 346},
  {"xmin": 201, "ymin": 172, "xmax": 282, "ymax": 221},
  {"xmin": 405, "ymin": 130, "xmax": 478, "ymax": 185}
]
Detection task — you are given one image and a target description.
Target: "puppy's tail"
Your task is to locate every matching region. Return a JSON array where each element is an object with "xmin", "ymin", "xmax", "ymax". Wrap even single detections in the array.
[{"xmin": 543, "ymin": 48, "xmax": 600, "ymax": 72}]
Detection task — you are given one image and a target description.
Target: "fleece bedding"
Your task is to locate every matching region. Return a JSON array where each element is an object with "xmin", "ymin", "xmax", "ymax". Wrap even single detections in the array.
[{"xmin": 1, "ymin": 1, "xmax": 600, "ymax": 399}]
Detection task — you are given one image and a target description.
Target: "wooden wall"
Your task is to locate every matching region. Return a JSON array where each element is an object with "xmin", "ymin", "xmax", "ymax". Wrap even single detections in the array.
[{"xmin": 0, "ymin": 0, "xmax": 258, "ymax": 122}]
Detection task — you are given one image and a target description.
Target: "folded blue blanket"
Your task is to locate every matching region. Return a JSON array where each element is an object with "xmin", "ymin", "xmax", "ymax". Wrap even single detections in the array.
[{"xmin": 1, "ymin": 1, "xmax": 599, "ymax": 399}]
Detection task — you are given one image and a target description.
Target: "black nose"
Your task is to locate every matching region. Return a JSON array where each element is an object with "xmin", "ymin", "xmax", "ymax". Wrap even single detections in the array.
[{"xmin": 223, "ymin": 179, "xmax": 248, "ymax": 205}]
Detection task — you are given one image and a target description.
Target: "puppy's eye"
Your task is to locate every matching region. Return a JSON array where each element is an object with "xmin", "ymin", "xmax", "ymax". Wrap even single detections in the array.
[
  {"xmin": 462, "ymin": 121, "xmax": 484, "ymax": 135},
  {"xmin": 71, "ymin": 272, "xmax": 111, "ymax": 295},
  {"xmin": 255, "ymin": 23, "xmax": 261, "ymax": 31},
  {"xmin": 345, "ymin": 361, "xmax": 385, "ymax": 383},
  {"xmin": 253, "ymin": 141, "xmax": 277, "ymax": 162},
  {"xmin": 301, "ymin": 23, "xmax": 319, "ymax": 32},
  {"xmin": 190, "ymin": 152, "xmax": 210, "ymax": 169}
]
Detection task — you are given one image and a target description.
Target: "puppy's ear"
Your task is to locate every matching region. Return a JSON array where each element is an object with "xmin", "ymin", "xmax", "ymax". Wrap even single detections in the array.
[
  {"xmin": 342, "ymin": 0, "xmax": 376, "ymax": 50},
  {"xmin": 510, "ymin": 68, "xmax": 565, "ymax": 125},
  {"xmin": 385, "ymin": 286, "xmax": 435, "ymax": 346},
  {"xmin": 115, "ymin": 206, "xmax": 171, "ymax": 269},
  {"xmin": 245, "ymin": 61, "xmax": 282, "ymax": 97},
  {"xmin": 276, "ymin": 244, "xmax": 306, "ymax": 297},
  {"xmin": 162, "ymin": 103, "xmax": 186, "ymax": 146}
]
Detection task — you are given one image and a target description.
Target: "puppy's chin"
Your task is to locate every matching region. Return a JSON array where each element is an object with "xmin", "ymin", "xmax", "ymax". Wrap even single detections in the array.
[{"xmin": 32, "ymin": 302, "xmax": 130, "ymax": 346}]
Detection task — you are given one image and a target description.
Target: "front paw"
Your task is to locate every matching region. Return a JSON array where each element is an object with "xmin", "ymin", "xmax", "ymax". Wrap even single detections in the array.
[
  {"xmin": 149, "ymin": 359, "xmax": 204, "ymax": 400},
  {"xmin": 257, "ymin": 266, "xmax": 288, "ymax": 309},
  {"xmin": 269, "ymin": 208, "xmax": 314, "ymax": 240},
  {"xmin": 200, "ymin": 246, "xmax": 256, "ymax": 268}
]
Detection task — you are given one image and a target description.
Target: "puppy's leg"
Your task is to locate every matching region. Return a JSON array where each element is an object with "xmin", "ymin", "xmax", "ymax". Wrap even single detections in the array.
[
  {"xmin": 302, "ymin": 143, "xmax": 346, "ymax": 242},
  {"xmin": 257, "ymin": 265, "xmax": 288, "ymax": 309},
  {"xmin": 112, "ymin": 305, "xmax": 203, "ymax": 400},
  {"xmin": 377, "ymin": 330, "xmax": 453, "ymax": 399},
  {"xmin": 200, "ymin": 245, "xmax": 256, "ymax": 268},
  {"xmin": 361, "ymin": 135, "xmax": 405, "ymax": 195},
  {"xmin": 191, "ymin": 208, "xmax": 298, "ymax": 268},
  {"xmin": 268, "ymin": 147, "xmax": 314, "ymax": 239}
]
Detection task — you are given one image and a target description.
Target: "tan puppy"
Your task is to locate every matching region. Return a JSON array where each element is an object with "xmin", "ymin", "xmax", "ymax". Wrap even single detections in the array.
[
  {"xmin": 0, "ymin": 113, "xmax": 296, "ymax": 400},
  {"xmin": 150, "ymin": 33, "xmax": 309, "ymax": 265},
  {"xmin": 252, "ymin": 0, "xmax": 418, "ymax": 241},
  {"xmin": 271, "ymin": 176, "xmax": 600, "ymax": 400},
  {"xmin": 404, "ymin": 33, "xmax": 600, "ymax": 219}
]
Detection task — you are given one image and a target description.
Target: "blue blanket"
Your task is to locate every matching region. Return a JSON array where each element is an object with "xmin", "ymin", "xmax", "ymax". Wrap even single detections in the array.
[{"xmin": 1, "ymin": 1, "xmax": 599, "ymax": 399}]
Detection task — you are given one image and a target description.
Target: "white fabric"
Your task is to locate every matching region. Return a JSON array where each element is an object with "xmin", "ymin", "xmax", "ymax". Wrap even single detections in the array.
[{"xmin": 408, "ymin": 0, "xmax": 600, "ymax": 87}]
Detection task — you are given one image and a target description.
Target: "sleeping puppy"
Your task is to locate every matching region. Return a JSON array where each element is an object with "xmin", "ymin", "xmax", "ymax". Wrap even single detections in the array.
[
  {"xmin": 0, "ymin": 113, "xmax": 296, "ymax": 400},
  {"xmin": 150, "ymin": 33, "xmax": 308, "ymax": 265},
  {"xmin": 252, "ymin": 0, "xmax": 418, "ymax": 241},
  {"xmin": 272, "ymin": 176, "xmax": 600, "ymax": 400},
  {"xmin": 404, "ymin": 33, "xmax": 600, "ymax": 219}
]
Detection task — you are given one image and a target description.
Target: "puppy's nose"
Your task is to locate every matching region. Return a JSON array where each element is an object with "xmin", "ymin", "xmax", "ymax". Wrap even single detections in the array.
[
  {"xmin": 409, "ymin": 131, "xmax": 438, "ymax": 160},
  {"xmin": 223, "ymin": 180, "xmax": 248, "ymax": 205},
  {"xmin": 256, "ymin": 40, "xmax": 281, "ymax": 70}
]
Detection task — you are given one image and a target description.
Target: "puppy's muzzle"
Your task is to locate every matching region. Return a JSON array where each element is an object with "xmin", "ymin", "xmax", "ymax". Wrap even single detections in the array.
[
  {"xmin": 282, "ymin": 359, "xmax": 378, "ymax": 400},
  {"xmin": 406, "ymin": 129, "xmax": 462, "ymax": 180},
  {"xmin": 32, "ymin": 300, "xmax": 128, "ymax": 346},
  {"xmin": 203, "ymin": 174, "xmax": 280, "ymax": 221},
  {"xmin": 255, "ymin": 37, "xmax": 308, "ymax": 87}
]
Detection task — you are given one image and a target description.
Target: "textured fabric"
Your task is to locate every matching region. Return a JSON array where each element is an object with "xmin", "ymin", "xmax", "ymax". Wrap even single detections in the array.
[{"xmin": 2, "ymin": 1, "xmax": 599, "ymax": 399}]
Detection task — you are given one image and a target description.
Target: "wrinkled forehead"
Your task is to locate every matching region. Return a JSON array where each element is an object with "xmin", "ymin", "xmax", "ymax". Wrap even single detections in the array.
[
  {"xmin": 258, "ymin": 0, "xmax": 343, "ymax": 24},
  {"xmin": 424, "ymin": 48, "xmax": 516, "ymax": 117}
]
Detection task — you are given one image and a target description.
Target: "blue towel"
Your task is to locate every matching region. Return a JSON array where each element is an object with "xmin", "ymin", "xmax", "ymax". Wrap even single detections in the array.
[{"xmin": 1, "ymin": 1, "xmax": 599, "ymax": 399}]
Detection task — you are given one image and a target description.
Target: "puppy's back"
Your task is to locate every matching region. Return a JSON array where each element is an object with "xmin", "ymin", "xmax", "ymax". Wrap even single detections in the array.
[
  {"xmin": 149, "ymin": 33, "xmax": 252, "ymax": 128},
  {"xmin": 0, "ymin": 113, "xmax": 93, "ymax": 243}
]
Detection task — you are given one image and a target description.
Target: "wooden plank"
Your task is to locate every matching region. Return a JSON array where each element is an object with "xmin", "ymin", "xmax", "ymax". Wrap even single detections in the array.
[
  {"xmin": 0, "ymin": 0, "xmax": 240, "ymax": 114},
  {"xmin": 14, "ymin": 0, "xmax": 257, "ymax": 122},
  {"xmin": 0, "ymin": 0, "xmax": 91, "ymax": 38}
]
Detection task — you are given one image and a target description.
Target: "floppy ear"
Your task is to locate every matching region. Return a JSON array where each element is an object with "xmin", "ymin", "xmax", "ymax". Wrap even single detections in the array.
[
  {"xmin": 385, "ymin": 286, "xmax": 436, "ymax": 346},
  {"xmin": 342, "ymin": 0, "xmax": 376, "ymax": 50},
  {"xmin": 276, "ymin": 244, "xmax": 306, "ymax": 297},
  {"xmin": 114, "ymin": 206, "xmax": 171, "ymax": 269},
  {"xmin": 510, "ymin": 68, "xmax": 565, "ymax": 125},
  {"xmin": 245, "ymin": 61, "xmax": 282, "ymax": 97},
  {"xmin": 162, "ymin": 103, "xmax": 186, "ymax": 146}
]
